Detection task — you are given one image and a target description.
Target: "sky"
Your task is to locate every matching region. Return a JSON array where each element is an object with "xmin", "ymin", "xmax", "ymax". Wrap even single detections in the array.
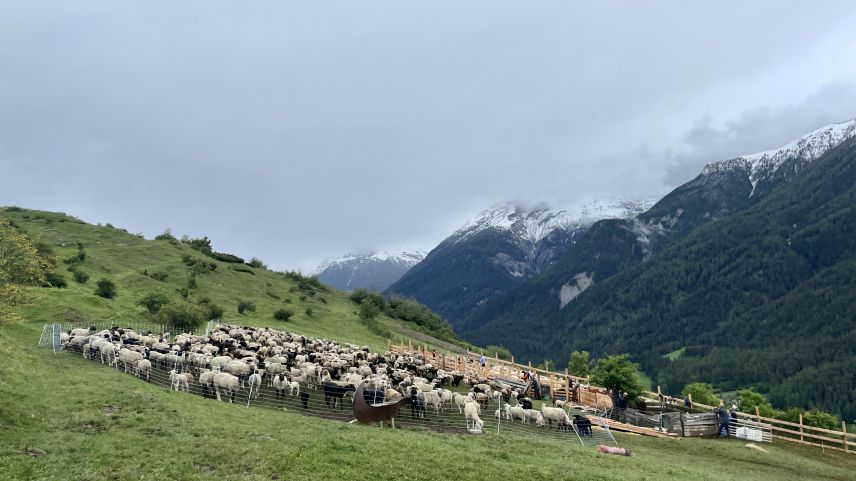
[{"xmin": 2, "ymin": 1, "xmax": 856, "ymax": 271}]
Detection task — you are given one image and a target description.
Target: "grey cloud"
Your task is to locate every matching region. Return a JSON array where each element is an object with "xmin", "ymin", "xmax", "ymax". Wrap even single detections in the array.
[
  {"xmin": 663, "ymin": 82, "xmax": 856, "ymax": 185},
  {"xmin": 1, "ymin": 1, "xmax": 855, "ymax": 270}
]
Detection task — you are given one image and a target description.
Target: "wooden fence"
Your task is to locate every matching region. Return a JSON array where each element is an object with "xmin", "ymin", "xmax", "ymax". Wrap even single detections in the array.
[{"xmin": 386, "ymin": 339, "xmax": 855, "ymax": 454}]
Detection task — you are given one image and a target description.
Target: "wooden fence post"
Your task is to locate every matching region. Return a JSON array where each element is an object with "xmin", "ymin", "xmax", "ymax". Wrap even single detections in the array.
[
  {"xmin": 799, "ymin": 413, "xmax": 804, "ymax": 442},
  {"xmin": 511, "ymin": 355, "xmax": 514, "ymax": 364},
  {"xmin": 844, "ymin": 421, "xmax": 849, "ymax": 452},
  {"xmin": 387, "ymin": 339, "xmax": 391, "ymax": 351},
  {"xmin": 754, "ymin": 406, "xmax": 760, "ymax": 419}
]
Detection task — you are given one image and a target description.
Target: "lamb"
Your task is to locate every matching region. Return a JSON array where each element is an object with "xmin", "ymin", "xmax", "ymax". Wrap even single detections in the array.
[
  {"xmin": 135, "ymin": 359, "xmax": 152, "ymax": 382},
  {"xmin": 169, "ymin": 369, "xmax": 191, "ymax": 393},
  {"xmin": 213, "ymin": 372, "xmax": 241, "ymax": 402},
  {"xmin": 464, "ymin": 401, "xmax": 484, "ymax": 432},
  {"xmin": 573, "ymin": 414, "xmax": 593, "ymax": 436},
  {"xmin": 384, "ymin": 388, "xmax": 402, "ymax": 402},
  {"xmin": 527, "ymin": 410, "xmax": 545, "ymax": 428},
  {"xmin": 247, "ymin": 372, "xmax": 262, "ymax": 400}
]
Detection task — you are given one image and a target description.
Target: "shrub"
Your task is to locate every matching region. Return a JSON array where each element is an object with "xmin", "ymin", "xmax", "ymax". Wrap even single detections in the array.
[
  {"xmin": 568, "ymin": 351, "xmax": 591, "ymax": 377},
  {"xmin": 247, "ymin": 257, "xmax": 267, "ymax": 269},
  {"xmin": 232, "ymin": 266, "xmax": 255, "ymax": 275},
  {"xmin": 44, "ymin": 271, "xmax": 67, "ymax": 288},
  {"xmin": 94, "ymin": 279, "xmax": 117, "ymax": 299},
  {"xmin": 181, "ymin": 236, "xmax": 213, "ymax": 255},
  {"xmin": 72, "ymin": 270, "xmax": 90, "ymax": 284},
  {"xmin": 148, "ymin": 271, "xmax": 168, "ymax": 282},
  {"xmin": 238, "ymin": 300, "xmax": 257, "ymax": 315},
  {"xmin": 284, "ymin": 298, "xmax": 292, "ymax": 304},
  {"xmin": 299, "ymin": 295, "xmax": 307, "ymax": 302},
  {"xmin": 682, "ymin": 382, "xmax": 719, "ymax": 406},
  {"xmin": 138, "ymin": 293, "xmax": 170, "ymax": 315},
  {"xmin": 187, "ymin": 273, "xmax": 197, "ymax": 289},
  {"xmin": 738, "ymin": 389, "xmax": 776, "ymax": 417},
  {"xmin": 176, "ymin": 287, "xmax": 190, "ymax": 300},
  {"xmin": 359, "ymin": 302, "xmax": 379, "ymax": 322},
  {"xmin": 210, "ymin": 251, "xmax": 244, "ymax": 263},
  {"xmin": 484, "ymin": 345, "xmax": 513, "ymax": 361},
  {"xmin": 156, "ymin": 303, "xmax": 204, "ymax": 331},
  {"xmin": 273, "ymin": 309, "xmax": 294, "ymax": 321},
  {"xmin": 266, "ymin": 291, "xmax": 281, "ymax": 300},
  {"xmin": 154, "ymin": 229, "xmax": 179, "ymax": 245},
  {"xmin": 181, "ymin": 254, "xmax": 216, "ymax": 273},
  {"xmin": 304, "ymin": 307, "xmax": 313, "ymax": 317},
  {"xmin": 199, "ymin": 300, "xmax": 224, "ymax": 321}
]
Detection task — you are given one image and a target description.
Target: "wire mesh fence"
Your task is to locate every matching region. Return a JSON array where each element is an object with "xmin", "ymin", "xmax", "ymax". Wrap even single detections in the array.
[{"xmin": 46, "ymin": 327, "xmax": 617, "ymax": 447}]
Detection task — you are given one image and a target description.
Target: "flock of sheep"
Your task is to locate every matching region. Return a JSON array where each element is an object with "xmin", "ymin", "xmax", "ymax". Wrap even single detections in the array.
[{"xmin": 62, "ymin": 324, "xmax": 596, "ymax": 435}]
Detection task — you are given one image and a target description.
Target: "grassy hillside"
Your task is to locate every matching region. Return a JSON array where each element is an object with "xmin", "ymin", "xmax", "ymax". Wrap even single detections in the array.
[
  {"xmin": 0, "ymin": 207, "xmax": 465, "ymax": 354},
  {"xmin": 2, "ymin": 320, "xmax": 855, "ymax": 481}
]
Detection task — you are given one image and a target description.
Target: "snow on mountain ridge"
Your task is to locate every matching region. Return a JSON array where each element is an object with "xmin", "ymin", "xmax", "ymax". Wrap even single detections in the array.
[
  {"xmin": 702, "ymin": 118, "xmax": 856, "ymax": 191},
  {"xmin": 453, "ymin": 198, "xmax": 655, "ymax": 245},
  {"xmin": 315, "ymin": 249, "xmax": 426, "ymax": 275}
]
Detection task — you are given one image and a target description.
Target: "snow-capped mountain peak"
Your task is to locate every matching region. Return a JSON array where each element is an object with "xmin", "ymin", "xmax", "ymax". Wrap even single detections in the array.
[
  {"xmin": 702, "ymin": 118, "xmax": 856, "ymax": 192},
  {"xmin": 453, "ymin": 198, "xmax": 655, "ymax": 244},
  {"xmin": 315, "ymin": 249, "xmax": 426, "ymax": 275}
]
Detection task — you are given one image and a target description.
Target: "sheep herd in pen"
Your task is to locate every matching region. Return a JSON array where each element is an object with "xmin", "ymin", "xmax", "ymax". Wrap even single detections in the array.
[{"xmin": 62, "ymin": 324, "xmax": 592, "ymax": 434}]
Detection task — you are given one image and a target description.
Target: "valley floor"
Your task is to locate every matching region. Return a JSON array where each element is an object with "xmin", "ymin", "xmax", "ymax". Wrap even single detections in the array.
[{"xmin": 1, "ymin": 320, "xmax": 854, "ymax": 481}]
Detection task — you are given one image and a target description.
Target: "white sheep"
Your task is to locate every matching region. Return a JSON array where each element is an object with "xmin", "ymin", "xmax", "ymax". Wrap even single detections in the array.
[
  {"xmin": 464, "ymin": 401, "xmax": 484, "ymax": 432},
  {"xmin": 169, "ymin": 369, "xmax": 191, "ymax": 393},
  {"xmin": 135, "ymin": 359, "xmax": 152, "ymax": 382},
  {"xmin": 117, "ymin": 348, "xmax": 144, "ymax": 373},
  {"xmin": 199, "ymin": 370, "xmax": 217, "ymax": 397},
  {"xmin": 541, "ymin": 406, "xmax": 572, "ymax": 430},
  {"xmin": 213, "ymin": 372, "xmax": 241, "ymax": 402},
  {"xmin": 247, "ymin": 372, "xmax": 262, "ymax": 399}
]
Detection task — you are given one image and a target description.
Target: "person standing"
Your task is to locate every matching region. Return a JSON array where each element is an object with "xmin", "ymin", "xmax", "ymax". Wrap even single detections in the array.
[
  {"xmin": 715, "ymin": 401, "xmax": 731, "ymax": 437},
  {"xmin": 479, "ymin": 354, "xmax": 486, "ymax": 368},
  {"xmin": 684, "ymin": 395, "xmax": 693, "ymax": 411}
]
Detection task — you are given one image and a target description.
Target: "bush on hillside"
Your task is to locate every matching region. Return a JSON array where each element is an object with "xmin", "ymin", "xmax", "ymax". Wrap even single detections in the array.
[
  {"xmin": 94, "ymin": 279, "xmax": 117, "ymax": 299},
  {"xmin": 304, "ymin": 307, "xmax": 313, "ymax": 317},
  {"xmin": 147, "ymin": 271, "xmax": 168, "ymax": 282},
  {"xmin": 137, "ymin": 292, "xmax": 170, "ymax": 315},
  {"xmin": 232, "ymin": 266, "xmax": 255, "ymax": 275},
  {"xmin": 157, "ymin": 303, "xmax": 204, "ymax": 331},
  {"xmin": 72, "ymin": 269, "xmax": 89, "ymax": 284},
  {"xmin": 484, "ymin": 345, "xmax": 513, "ymax": 361},
  {"xmin": 247, "ymin": 257, "xmax": 267, "ymax": 269},
  {"xmin": 154, "ymin": 228, "xmax": 179, "ymax": 245},
  {"xmin": 568, "ymin": 351, "xmax": 591, "ymax": 378},
  {"xmin": 43, "ymin": 271, "xmax": 67, "ymax": 288},
  {"xmin": 273, "ymin": 309, "xmax": 293, "ymax": 321},
  {"xmin": 210, "ymin": 251, "xmax": 244, "ymax": 263},
  {"xmin": 198, "ymin": 299, "xmax": 224, "ymax": 321},
  {"xmin": 181, "ymin": 236, "xmax": 213, "ymax": 255},
  {"xmin": 682, "ymin": 382, "xmax": 719, "ymax": 406},
  {"xmin": 237, "ymin": 300, "xmax": 256, "ymax": 315}
]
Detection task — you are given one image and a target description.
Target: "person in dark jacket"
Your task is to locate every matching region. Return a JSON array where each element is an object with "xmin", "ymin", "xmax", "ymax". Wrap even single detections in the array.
[{"xmin": 715, "ymin": 401, "xmax": 731, "ymax": 437}]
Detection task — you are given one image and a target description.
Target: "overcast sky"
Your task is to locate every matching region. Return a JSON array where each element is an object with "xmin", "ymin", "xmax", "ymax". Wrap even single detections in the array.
[{"xmin": 2, "ymin": 1, "xmax": 856, "ymax": 271}]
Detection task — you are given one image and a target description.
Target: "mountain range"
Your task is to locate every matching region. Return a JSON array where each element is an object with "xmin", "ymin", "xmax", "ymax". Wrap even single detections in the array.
[
  {"xmin": 461, "ymin": 118, "xmax": 856, "ymax": 419},
  {"xmin": 315, "ymin": 250, "xmax": 425, "ymax": 292},
  {"xmin": 384, "ymin": 199, "xmax": 653, "ymax": 325}
]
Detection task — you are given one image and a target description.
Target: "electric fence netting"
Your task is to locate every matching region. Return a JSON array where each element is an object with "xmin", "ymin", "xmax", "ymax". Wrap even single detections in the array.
[{"xmin": 39, "ymin": 324, "xmax": 617, "ymax": 447}]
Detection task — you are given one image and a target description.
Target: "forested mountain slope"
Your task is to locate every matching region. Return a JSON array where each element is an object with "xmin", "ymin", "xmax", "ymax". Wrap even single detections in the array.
[{"xmin": 476, "ymin": 137, "xmax": 856, "ymax": 418}]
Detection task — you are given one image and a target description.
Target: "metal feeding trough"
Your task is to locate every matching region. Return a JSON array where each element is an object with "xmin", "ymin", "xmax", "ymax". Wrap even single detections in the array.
[{"xmin": 352, "ymin": 381, "xmax": 410, "ymax": 428}]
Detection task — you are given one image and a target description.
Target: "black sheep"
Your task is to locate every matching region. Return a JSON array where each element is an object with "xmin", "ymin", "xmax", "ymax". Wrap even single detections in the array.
[
  {"xmin": 573, "ymin": 415, "xmax": 593, "ymax": 436},
  {"xmin": 323, "ymin": 381, "xmax": 356, "ymax": 410}
]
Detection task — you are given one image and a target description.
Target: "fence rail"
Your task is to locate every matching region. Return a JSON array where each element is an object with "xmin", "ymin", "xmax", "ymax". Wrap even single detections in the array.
[{"xmin": 388, "ymin": 340, "xmax": 854, "ymax": 454}]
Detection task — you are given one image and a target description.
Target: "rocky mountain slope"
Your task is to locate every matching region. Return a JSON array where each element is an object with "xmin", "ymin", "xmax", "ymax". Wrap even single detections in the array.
[{"xmin": 385, "ymin": 199, "xmax": 652, "ymax": 326}]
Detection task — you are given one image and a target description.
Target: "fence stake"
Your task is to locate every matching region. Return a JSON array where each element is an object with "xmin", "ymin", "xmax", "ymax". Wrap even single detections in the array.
[
  {"xmin": 755, "ymin": 406, "xmax": 760, "ymax": 419},
  {"xmin": 799, "ymin": 413, "xmax": 804, "ymax": 442},
  {"xmin": 844, "ymin": 421, "xmax": 849, "ymax": 452}
]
